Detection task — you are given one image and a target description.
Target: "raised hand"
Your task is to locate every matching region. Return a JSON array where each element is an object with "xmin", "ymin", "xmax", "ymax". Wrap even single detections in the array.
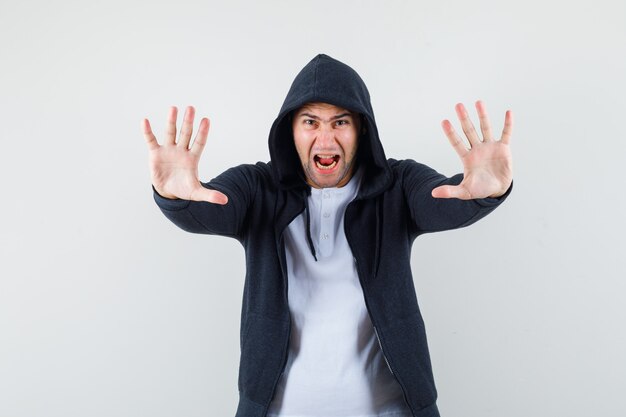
[
  {"xmin": 432, "ymin": 101, "xmax": 513, "ymax": 200},
  {"xmin": 142, "ymin": 106, "xmax": 228, "ymax": 204}
]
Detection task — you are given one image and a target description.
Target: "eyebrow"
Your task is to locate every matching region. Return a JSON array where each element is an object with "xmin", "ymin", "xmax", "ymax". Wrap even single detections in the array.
[{"xmin": 297, "ymin": 112, "xmax": 353, "ymax": 122}]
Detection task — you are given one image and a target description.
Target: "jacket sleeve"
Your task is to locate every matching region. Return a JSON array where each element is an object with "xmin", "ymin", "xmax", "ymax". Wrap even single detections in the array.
[
  {"xmin": 152, "ymin": 164, "xmax": 260, "ymax": 240},
  {"xmin": 401, "ymin": 159, "xmax": 512, "ymax": 234}
]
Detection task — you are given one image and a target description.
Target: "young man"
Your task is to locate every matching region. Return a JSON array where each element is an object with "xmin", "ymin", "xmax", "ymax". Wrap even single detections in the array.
[{"xmin": 142, "ymin": 54, "xmax": 513, "ymax": 417}]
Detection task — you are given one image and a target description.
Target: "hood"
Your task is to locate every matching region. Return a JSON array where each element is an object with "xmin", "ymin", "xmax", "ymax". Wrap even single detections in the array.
[{"xmin": 268, "ymin": 54, "xmax": 393, "ymax": 199}]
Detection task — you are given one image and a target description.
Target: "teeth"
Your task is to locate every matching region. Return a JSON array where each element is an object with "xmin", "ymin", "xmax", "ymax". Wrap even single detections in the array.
[
  {"xmin": 316, "ymin": 154, "xmax": 337, "ymax": 159},
  {"xmin": 315, "ymin": 160, "xmax": 337, "ymax": 170}
]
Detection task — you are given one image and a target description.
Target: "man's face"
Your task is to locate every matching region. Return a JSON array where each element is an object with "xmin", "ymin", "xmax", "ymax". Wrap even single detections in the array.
[{"xmin": 292, "ymin": 102, "xmax": 361, "ymax": 189}]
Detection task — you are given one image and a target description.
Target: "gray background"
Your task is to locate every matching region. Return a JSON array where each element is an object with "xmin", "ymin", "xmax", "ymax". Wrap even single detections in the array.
[{"xmin": 1, "ymin": 0, "xmax": 624, "ymax": 416}]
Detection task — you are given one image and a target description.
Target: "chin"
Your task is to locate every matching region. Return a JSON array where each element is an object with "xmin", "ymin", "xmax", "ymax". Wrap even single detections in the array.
[
  {"xmin": 310, "ymin": 171, "xmax": 349, "ymax": 189},
  {"xmin": 303, "ymin": 160, "xmax": 354, "ymax": 189}
]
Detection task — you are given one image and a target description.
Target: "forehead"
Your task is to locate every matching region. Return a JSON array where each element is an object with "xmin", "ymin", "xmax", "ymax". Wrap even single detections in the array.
[{"xmin": 294, "ymin": 102, "xmax": 355, "ymax": 117}]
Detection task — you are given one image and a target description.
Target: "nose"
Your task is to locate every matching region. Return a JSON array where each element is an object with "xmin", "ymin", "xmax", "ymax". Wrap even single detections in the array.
[{"xmin": 315, "ymin": 124, "xmax": 336, "ymax": 148}]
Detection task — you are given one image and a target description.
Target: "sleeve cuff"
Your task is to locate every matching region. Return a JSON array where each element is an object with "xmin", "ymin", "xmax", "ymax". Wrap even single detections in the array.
[
  {"xmin": 152, "ymin": 185, "xmax": 191, "ymax": 211},
  {"xmin": 474, "ymin": 180, "xmax": 514, "ymax": 207}
]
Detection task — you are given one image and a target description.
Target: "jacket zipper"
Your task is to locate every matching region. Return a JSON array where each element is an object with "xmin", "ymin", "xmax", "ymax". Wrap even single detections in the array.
[
  {"xmin": 345, "ymin": 202, "xmax": 415, "ymax": 416},
  {"xmin": 373, "ymin": 325, "xmax": 393, "ymax": 375},
  {"xmin": 351, "ymin": 255, "xmax": 414, "ymax": 416},
  {"xmin": 264, "ymin": 206, "xmax": 304, "ymax": 417}
]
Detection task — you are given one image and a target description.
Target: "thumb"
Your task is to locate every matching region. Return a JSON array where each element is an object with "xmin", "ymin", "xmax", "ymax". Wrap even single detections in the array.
[
  {"xmin": 431, "ymin": 185, "xmax": 471, "ymax": 200},
  {"xmin": 191, "ymin": 187, "xmax": 229, "ymax": 205}
]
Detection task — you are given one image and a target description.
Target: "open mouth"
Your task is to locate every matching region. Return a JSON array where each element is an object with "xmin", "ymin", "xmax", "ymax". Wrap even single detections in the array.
[{"xmin": 314, "ymin": 154, "xmax": 340, "ymax": 170}]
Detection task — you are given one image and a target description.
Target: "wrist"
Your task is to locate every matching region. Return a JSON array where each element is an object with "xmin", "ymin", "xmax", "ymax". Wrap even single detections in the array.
[
  {"xmin": 487, "ymin": 181, "xmax": 512, "ymax": 199},
  {"xmin": 153, "ymin": 185, "xmax": 178, "ymax": 200}
]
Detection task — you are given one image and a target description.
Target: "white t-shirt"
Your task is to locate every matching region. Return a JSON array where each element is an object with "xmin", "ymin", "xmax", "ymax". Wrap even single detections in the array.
[{"xmin": 267, "ymin": 171, "xmax": 413, "ymax": 417}]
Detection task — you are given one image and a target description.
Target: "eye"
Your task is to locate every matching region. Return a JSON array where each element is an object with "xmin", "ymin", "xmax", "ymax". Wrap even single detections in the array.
[
  {"xmin": 303, "ymin": 119, "xmax": 316, "ymax": 126},
  {"xmin": 335, "ymin": 119, "xmax": 349, "ymax": 126}
]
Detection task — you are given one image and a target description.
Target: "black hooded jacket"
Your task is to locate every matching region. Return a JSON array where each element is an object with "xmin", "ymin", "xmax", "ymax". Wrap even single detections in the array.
[{"xmin": 153, "ymin": 54, "xmax": 512, "ymax": 417}]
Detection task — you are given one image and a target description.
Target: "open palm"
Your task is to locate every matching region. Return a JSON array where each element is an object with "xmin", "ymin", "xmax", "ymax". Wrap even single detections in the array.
[
  {"xmin": 142, "ymin": 106, "xmax": 228, "ymax": 204},
  {"xmin": 432, "ymin": 101, "xmax": 513, "ymax": 200}
]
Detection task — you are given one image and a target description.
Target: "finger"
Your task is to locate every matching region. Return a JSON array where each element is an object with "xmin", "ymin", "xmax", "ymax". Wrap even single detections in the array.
[
  {"xmin": 455, "ymin": 103, "xmax": 481, "ymax": 146},
  {"xmin": 431, "ymin": 184, "xmax": 472, "ymax": 200},
  {"xmin": 165, "ymin": 106, "xmax": 178, "ymax": 145},
  {"xmin": 191, "ymin": 187, "xmax": 229, "ymax": 205},
  {"xmin": 475, "ymin": 100, "xmax": 494, "ymax": 142},
  {"xmin": 178, "ymin": 106, "xmax": 195, "ymax": 149},
  {"xmin": 441, "ymin": 119, "xmax": 469, "ymax": 158},
  {"xmin": 190, "ymin": 117, "xmax": 210, "ymax": 157},
  {"xmin": 500, "ymin": 110, "xmax": 514, "ymax": 144},
  {"xmin": 142, "ymin": 118, "xmax": 159, "ymax": 151}
]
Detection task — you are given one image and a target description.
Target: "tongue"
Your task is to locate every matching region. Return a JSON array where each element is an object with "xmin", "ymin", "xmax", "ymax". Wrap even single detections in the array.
[{"xmin": 318, "ymin": 156, "xmax": 335, "ymax": 166}]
